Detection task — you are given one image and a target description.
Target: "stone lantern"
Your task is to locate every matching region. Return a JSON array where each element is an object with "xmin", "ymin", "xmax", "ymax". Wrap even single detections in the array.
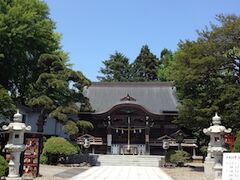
[
  {"xmin": 203, "ymin": 113, "xmax": 231, "ymax": 180},
  {"xmin": 2, "ymin": 110, "xmax": 31, "ymax": 180}
]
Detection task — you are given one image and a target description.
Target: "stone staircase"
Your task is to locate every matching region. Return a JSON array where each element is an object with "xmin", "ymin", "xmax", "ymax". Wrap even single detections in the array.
[{"xmin": 91, "ymin": 154, "xmax": 164, "ymax": 167}]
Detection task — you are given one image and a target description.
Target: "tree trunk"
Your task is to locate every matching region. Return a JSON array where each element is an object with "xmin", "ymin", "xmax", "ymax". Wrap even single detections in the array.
[{"xmin": 37, "ymin": 109, "xmax": 47, "ymax": 133}]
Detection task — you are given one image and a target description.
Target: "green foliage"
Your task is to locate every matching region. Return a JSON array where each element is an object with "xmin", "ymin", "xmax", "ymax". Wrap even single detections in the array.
[
  {"xmin": 0, "ymin": 0, "xmax": 64, "ymax": 101},
  {"xmin": 0, "ymin": 155, "xmax": 8, "ymax": 177},
  {"xmin": 200, "ymin": 145, "xmax": 208, "ymax": 156},
  {"xmin": 234, "ymin": 131, "xmax": 240, "ymax": 152},
  {"xmin": 63, "ymin": 120, "xmax": 79, "ymax": 136},
  {"xmin": 28, "ymin": 54, "xmax": 91, "ymax": 132},
  {"xmin": 0, "ymin": 85, "xmax": 15, "ymax": 121},
  {"xmin": 77, "ymin": 120, "xmax": 94, "ymax": 130},
  {"xmin": 40, "ymin": 153, "xmax": 48, "ymax": 164},
  {"xmin": 63, "ymin": 120, "xmax": 94, "ymax": 138},
  {"xmin": 165, "ymin": 150, "xmax": 175, "ymax": 163},
  {"xmin": 98, "ymin": 52, "xmax": 131, "ymax": 82},
  {"xmin": 98, "ymin": 45, "xmax": 160, "ymax": 82},
  {"xmin": 169, "ymin": 15, "xmax": 240, "ymax": 140},
  {"xmin": 158, "ymin": 49, "xmax": 175, "ymax": 81},
  {"xmin": 43, "ymin": 137, "xmax": 78, "ymax": 155},
  {"xmin": 42, "ymin": 137, "xmax": 78, "ymax": 164},
  {"xmin": 131, "ymin": 45, "xmax": 160, "ymax": 81},
  {"xmin": 40, "ymin": 137, "xmax": 79, "ymax": 164},
  {"xmin": 169, "ymin": 150, "xmax": 190, "ymax": 166}
]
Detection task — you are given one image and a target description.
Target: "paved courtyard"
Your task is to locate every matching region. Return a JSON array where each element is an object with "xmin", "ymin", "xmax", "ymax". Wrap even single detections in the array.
[
  {"xmin": 37, "ymin": 164, "xmax": 204, "ymax": 180},
  {"xmin": 70, "ymin": 166, "xmax": 173, "ymax": 180}
]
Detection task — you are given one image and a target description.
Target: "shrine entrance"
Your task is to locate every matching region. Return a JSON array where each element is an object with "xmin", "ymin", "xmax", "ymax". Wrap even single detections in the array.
[
  {"xmin": 101, "ymin": 103, "xmax": 154, "ymax": 155},
  {"xmin": 110, "ymin": 116, "xmax": 146, "ymax": 155}
]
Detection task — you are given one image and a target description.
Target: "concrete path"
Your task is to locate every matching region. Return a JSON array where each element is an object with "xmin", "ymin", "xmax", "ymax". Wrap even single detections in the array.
[
  {"xmin": 36, "ymin": 165, "xmax": 89, "ymax": 179},
  {"xmin": 70, "ymin": 166, "xmax": 173, "ymax": 180}
]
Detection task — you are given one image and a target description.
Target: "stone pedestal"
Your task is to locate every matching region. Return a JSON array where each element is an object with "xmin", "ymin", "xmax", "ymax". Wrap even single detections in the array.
[
  {"xmin": 5, "ymin": 147, "xmax": 25, "ymax": 180},
  {"xmin": 204, "ymin": 158, "xmax": 215, "ymax": 180}
]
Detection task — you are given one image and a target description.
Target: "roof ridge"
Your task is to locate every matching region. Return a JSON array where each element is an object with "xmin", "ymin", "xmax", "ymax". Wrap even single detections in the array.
[{"xmin": 90, "ymin": 81, "xmax": 174, "ymax": 87}]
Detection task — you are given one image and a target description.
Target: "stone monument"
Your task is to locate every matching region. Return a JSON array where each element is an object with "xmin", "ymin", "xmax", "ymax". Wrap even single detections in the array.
[
  {"xmin": 2, "ymin": 110, "xmax": 31, "ymax": 180},
  {"xmin": 203, "ymin": 113, "xmax": 231, "ymax": 180}
]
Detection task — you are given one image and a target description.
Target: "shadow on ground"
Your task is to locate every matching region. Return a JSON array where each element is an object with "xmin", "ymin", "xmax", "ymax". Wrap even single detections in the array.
[
  {"xmin": 53, "ymin": 168, "xmax": 88, "ymax": 179},
  {"xmin": 189, "ymin": 166, "xmax": 204, "ymax": 172}
]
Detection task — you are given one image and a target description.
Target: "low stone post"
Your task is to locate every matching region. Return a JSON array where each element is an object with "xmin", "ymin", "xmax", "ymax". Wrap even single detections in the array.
[
  {"xmin": 2, "ymin": 110, "xmax": 31, "ymax": 180},
  {"xmin": 203, "ymin": 113, "xmax": 231, "ymax": 180}
]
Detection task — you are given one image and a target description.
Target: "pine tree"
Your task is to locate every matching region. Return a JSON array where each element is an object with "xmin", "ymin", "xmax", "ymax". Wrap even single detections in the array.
[
  {"xmin": 98, "ymin": 52, "xmax": 130, "ymax": 82},
  {"xmin": 131, "ymin": 45, "xmax": 159, "ymax": 81},
  {"xmin": 28, "ymin": 54, "xmax": 92, "ymax": 132},
  {"xmin": 158, "ymin": 48, "xmax": 174, "ymax": 81}
]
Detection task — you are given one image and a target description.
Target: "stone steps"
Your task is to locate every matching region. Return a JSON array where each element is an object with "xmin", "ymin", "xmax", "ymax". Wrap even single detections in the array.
[{"xmin": 91, "ymin": 155, "xmax": 164, "ymax": 167}]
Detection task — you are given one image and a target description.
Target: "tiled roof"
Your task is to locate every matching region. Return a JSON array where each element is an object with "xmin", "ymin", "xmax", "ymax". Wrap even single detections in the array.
[{"xmin": 83, "ymin": 82, "xmax": 178, "ymax": 114}]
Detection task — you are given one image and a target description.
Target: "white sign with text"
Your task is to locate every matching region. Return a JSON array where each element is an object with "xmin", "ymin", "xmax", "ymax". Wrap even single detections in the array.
[{"xmin": 222, "ymin": 153, "xmax": 240, "ymax": 180}]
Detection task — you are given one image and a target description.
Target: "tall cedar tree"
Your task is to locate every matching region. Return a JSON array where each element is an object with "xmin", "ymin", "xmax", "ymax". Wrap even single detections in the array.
[
  {"xmin": 98, "ymin": 52, "xmax": 130, "ymax": 82},
  {"xmin": 170, "ymin": 15, "xmax": 240, "ymax": 141},
  {"xmin": 158, "ymin": 48, "xmax": 174, "ymax": 81},
  {"xmin": 131, "ymin": 45, "xmax": 159, "ymax": 81},
  {"xmin": 28, "ymin": 54, "xmax": 92, "ymax": 132},
  {"xmin": 0, "ymin": 0, "xmax": 63, "ymax": 104}
]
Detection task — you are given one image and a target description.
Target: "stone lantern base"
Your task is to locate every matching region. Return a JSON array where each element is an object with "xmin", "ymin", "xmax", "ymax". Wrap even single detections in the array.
[
  {"xmin": 5, "ymin": 177, "xmax": 23, "ymax": 180},
  {"xmin": 204, "ymin": 158, "xmax": 215, "ymax": 180}
]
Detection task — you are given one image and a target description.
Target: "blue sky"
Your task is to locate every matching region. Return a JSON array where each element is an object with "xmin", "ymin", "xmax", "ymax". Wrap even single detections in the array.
[{"xmin": 44, "ymin": 0, "xmax": 240, "ymax": 81}]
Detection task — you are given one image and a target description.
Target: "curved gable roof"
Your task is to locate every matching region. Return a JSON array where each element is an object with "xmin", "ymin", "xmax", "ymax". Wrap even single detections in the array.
[{"xmin": 83, "ymin": 82, "xmax": 178, "ymax": 115}]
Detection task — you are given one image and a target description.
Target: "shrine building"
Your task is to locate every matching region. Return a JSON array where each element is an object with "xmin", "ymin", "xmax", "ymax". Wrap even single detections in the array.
[{"xmin": 78, "ymin": 82, "xmax": 197, "ymax": 156}]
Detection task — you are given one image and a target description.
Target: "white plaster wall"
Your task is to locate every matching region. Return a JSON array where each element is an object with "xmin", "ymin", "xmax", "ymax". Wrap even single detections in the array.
[{"xmin": 19, "ymin": 108, "xmax": 68, "ymax": 138}]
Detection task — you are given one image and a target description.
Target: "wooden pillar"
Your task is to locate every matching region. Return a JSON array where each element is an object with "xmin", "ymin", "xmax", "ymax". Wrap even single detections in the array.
[
  {"xmin": 127, "ymin": 116, "xmax": 131, "ymax": 150},
  {"xmin": 145, "ymin": 116, "xmax": 150, "ymax": 155},
  {"xmin": 107, "ymin": 117, "xmax": 112, "ymax": 154}
]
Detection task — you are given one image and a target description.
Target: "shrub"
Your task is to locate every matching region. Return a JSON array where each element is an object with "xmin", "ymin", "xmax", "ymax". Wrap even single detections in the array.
[
  {"xmin": 234, "ymin": 131, "xmax": 240, "ymax": 152},
  {"xmin": 200, "ymin": 145, "xmax": 208, "ymax": 156},
  {"xmin": 42, "ymin": 137, "xmax": 78, "ymax": 164},
  {"xmin": 165, "ymin": 150, "xmax": 175, "ymax": 163},
  {"xmin": 0, "ymin": 155, "xmax": 8, "ymax": 177},
  {"xmin": 169, "ymin": 150, "xmax": 190, "ymax": 166},
  {"xmin": 40, "ymin": 153, "xmax": 48, "ymax": 164}
]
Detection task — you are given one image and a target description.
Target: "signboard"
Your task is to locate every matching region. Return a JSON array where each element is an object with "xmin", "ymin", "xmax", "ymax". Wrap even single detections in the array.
[
  {"xmin": 222, "ymin": 153, "xmax": 240, "ymax": 180},
  {"xmin": 20, "ymin": 133, "xmax": 42, "ymax": 178}
]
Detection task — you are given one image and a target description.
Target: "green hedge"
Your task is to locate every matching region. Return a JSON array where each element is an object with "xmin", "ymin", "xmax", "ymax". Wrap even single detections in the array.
[
  {"xmin": 44, "ymin": 137, "xmax": 78, "ymax": 155},
  {"xmin": 169, "ymin": 150, "xmax": 190, "ymax": 166},
  {"xmin": 40, "ymin": 153, "xmax": 48, "ymax": 164},
  {"xmin": 41, "ymin": 137, "xmax": 79, "ymax": 164},
  {"xmin": 165, "ymin": 150, "xmax": 175, "ymax": 163},
  {"xmin": 0, "ymin": 155, "xmax": 8, "ymax": 177}
]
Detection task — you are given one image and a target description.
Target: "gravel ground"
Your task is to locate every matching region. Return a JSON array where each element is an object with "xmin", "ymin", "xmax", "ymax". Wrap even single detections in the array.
[{"xmin": 162, "ymin": 166, "xmax": 204, "ymax": 180}]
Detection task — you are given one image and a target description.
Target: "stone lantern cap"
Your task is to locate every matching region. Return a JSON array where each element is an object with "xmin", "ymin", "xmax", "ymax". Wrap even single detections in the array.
[
  {"xmin": 212, "ymin": 112, "xmax": 221, "ymax": 125},
  {"xmin": 13, "ymin": 109, "xmax": 23, "ymax": 122},
  {"xmin": 203, "ymin": 113, "xmax": 232, "ymax": 134},
  {"xmin": 2, "ymin": 110, "xmax": 31, "ymax": 132}
]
